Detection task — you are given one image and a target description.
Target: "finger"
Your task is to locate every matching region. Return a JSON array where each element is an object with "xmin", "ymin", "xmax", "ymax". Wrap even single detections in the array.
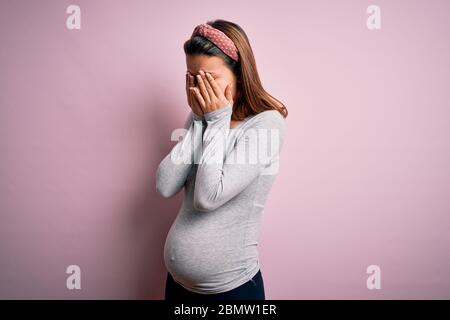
[
  {"xmin": 205, "ymin": 72, "xmax": 223, "ymax": 98},
  {"xmin": 201, "ymin": 71, "xmax": 217, "ymax": 100},
  {"xmin": 188, "ymin": 86, "xmax": 194, "ymax": 108},
  {"xmin": 187, "ymin": 73, "xmax": 194, "ymax": 100},
  {"xmin": 190, "ymin": 87, "xmax": 206, "ymax": 111},
  {"xmin": 196, "ymin": 74, "xmax": 211, "ymax": 105},
  {"xmin": 189, "ymin": 89, "xmax": 200, "ymax": 111},
  {"xmin": 189, "ymin": 73, "xmax": 195, "ymax": 88},
  {"xmin": 186, "ymin": 72, "xmax": 190, "ymax": 101},
  {"xmin": 187, "ymin": 75, "xmax": 195, "ymax": 108},
  {"xmin": 188, "ymin": 73, "xmax": 199, "ymax": 107},
  {"xmin": 189, "ymin": 75, "xmax": 196, "ymax": 104}
]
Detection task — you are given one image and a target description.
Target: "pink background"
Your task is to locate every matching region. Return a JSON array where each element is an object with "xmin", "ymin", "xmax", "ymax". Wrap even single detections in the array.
[{"xmin": 1, "ymin": 0, "xmax": 449, "ymax": 299}]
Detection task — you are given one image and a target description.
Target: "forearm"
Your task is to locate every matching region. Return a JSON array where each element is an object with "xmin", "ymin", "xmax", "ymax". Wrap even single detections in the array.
[
  {"xmin": 156, "ymin": 112, "xmax": 205, "ymax": 198},
  {"xmin": 193, "ymin": 105, "xmax": 285, "ymax": 212},
  {"xmin": 193, "ymin": 103, "xmax": 241, "ymax": 210}
]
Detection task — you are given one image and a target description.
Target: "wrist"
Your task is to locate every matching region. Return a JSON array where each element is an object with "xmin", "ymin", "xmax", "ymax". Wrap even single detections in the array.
[
  {"xmin": 203, "ymin": 103, "xmax": 233, "ymax": 122},
  {"xmin": 192, "ymin": 112, "xmax": 204, "ymax": 121}
]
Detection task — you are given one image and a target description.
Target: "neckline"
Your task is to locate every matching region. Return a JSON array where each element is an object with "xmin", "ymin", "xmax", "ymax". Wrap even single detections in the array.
[{"xmin": 231, "ymin": 115, "xmax": 253, "ymax": 130}]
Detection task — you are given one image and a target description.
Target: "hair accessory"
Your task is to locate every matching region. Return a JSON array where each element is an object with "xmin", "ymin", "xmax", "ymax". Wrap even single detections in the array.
[{"xmin": 191, "ymin": 23, "xmax": 239, "ymax": 62}]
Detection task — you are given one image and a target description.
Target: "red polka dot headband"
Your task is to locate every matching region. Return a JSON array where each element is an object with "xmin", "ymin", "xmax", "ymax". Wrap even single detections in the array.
[{"xmin": 191, "ymin": 23, "xmax": 239, "ymax": 62}]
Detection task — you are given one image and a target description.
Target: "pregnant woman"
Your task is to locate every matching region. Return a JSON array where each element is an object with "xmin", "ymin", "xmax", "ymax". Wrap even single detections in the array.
[{"xmin": 156, "ymin": 19, "xmax": 288, "ymax": 301}]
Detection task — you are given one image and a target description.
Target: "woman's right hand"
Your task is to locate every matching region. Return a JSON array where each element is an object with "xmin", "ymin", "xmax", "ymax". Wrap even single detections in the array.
[{"xmin": 186, "ymin": 71, "xmax": 204, "ymax": 118}]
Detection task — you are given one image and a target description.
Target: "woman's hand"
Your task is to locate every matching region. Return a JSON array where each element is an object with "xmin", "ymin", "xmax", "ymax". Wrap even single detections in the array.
[
  {"xmin": 189, "ymin": 70, "xmax": 233, "ymax": 114},
  {"xmin": 186, "ymin": 71, "xmax": 204, "ymax": 118}
]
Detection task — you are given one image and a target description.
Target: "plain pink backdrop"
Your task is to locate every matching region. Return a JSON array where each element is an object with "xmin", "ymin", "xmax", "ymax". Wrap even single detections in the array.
[{"xmin": 0, "ymin": 0, "xmax": 449, "ymax": 299}]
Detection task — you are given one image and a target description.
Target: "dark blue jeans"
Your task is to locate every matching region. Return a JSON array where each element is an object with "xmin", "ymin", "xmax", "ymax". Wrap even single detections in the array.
[{"xmin": 165, "ymin": 269, "xmax": 265, "ymax": 301}]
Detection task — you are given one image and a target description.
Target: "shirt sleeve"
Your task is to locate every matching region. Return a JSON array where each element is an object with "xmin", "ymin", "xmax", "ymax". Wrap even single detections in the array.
[
  {"xmin": 193, "ymin": 103, "xmax": 286, "ymax": 212},
  {"xmin": 156, "ymin": 111, "xmax": 206, "ymax": 198}
]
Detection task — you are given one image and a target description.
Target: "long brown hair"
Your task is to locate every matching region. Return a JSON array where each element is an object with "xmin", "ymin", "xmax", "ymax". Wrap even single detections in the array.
[{"xmin": 183, "ymin": 19, "xmax": 288, "ymax": 121}]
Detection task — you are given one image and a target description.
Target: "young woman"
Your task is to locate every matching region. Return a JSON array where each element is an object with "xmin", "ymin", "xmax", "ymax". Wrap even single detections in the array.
[{"xmin": 156, "ymin": 19, "xmax": 288, "ymax": 301}]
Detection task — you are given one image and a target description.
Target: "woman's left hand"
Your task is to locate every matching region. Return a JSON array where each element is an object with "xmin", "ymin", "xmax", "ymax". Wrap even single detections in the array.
[{"xmin": 189, "ymin": 70, "xmax": 233, "ymax": 114}]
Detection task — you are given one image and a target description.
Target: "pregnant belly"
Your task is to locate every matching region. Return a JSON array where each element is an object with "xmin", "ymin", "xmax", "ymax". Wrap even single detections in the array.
[{"xmin": 163, "ymin": 219, "xmax": 247, "ymax": 286}]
